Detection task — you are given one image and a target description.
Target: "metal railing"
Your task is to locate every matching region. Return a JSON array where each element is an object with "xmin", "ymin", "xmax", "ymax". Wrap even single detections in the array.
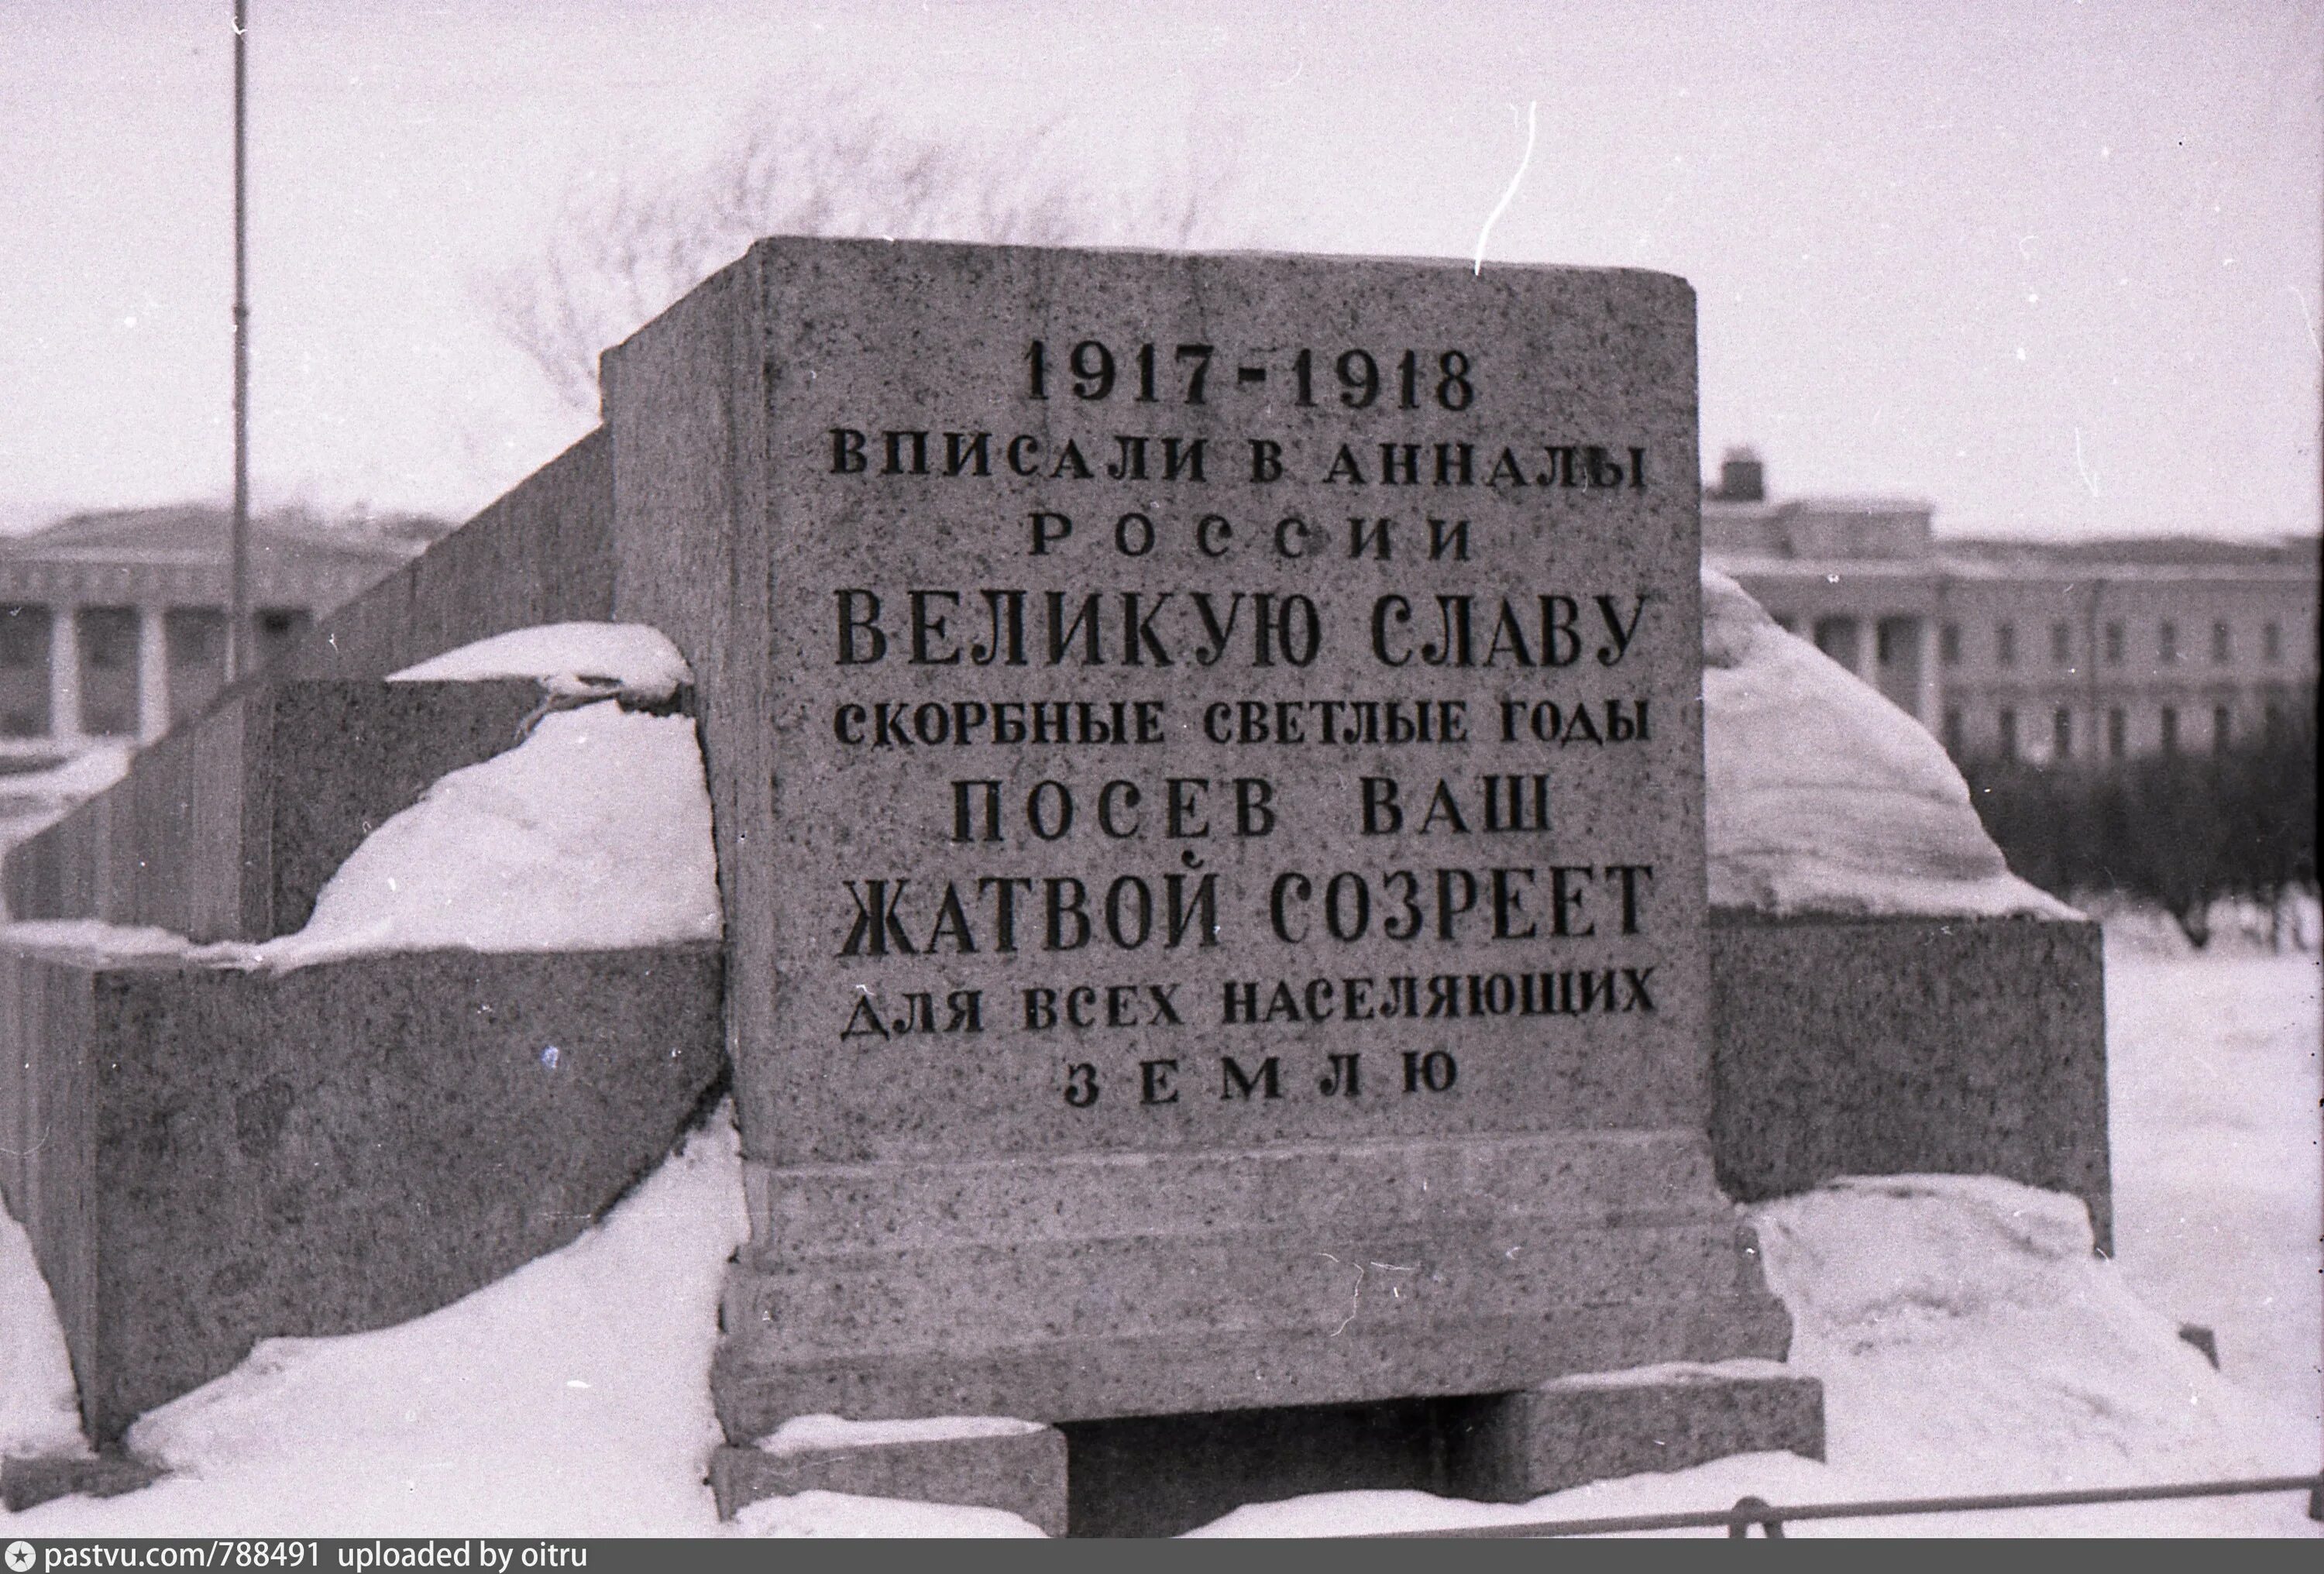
[{"xmin": 1365, "ymin": 1473, "xmax": 2324, "ymax": 1538}]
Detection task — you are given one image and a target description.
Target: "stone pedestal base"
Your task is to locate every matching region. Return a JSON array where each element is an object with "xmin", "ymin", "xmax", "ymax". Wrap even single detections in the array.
[
  {"xmin": 710, "ymin": 1421, "xmax": 1067, "ymax": 1534},
  {"xmin": 1459, "ymin": 1362, "xmax": 1824, "ymax": 1502},
  {"xmin": 713, "ymin": 1132, "xmax": 1794, "ymax": 1441}
]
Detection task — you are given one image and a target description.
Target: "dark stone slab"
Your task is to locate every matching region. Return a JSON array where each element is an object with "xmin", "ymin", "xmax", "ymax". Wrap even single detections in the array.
[
  {"xmin": 1, "ymin": 1452, "xmax": 164, "ymax": 1513},
  {"xmin": 2, "ymin": 679, "xmax": 542, "ymax": 942},
  {"xmin": 710, "ymin": 1425, "xmax": 1066, "ymax": 1534},
  {"xmin": 0, "ymin": 938, "xmax": 724, "ymax": 1443},
  {"xmin": 1707, "ymin": 911, "xmax": 2112, "ymax": 1249}
]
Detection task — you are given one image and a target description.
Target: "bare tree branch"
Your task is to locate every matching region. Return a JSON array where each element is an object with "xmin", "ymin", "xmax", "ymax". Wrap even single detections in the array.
[{"xmin": 482, "ymin": 92, "xmax": 1247, "ymax": 414}]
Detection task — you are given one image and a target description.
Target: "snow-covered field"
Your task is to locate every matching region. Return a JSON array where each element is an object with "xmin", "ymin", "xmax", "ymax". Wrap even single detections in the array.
[{"xmin": 4, "ymin": 927, "xmax": 2315, "ymax": 1538}]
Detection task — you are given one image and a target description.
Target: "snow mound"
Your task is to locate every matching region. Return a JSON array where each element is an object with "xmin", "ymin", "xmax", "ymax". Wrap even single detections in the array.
[
  {"xmin": 389, "ymin": 623, "xmax": 693, "ymax": 703},
  {"xmin": 1753, "ymin": 1174, "xmax": 2298, "ymax": 1505},
  {"xmin": 1702, "ymin": 567, "xmax": 2074, "ymax": 920},
  {"xmin": 1, "ymin": 1207, "xmax": 85, "ymax": 1459},
  {"xmin": 257, "ymin": 699, "xmax": 721, "ymax": 970},
  {"xmin": 1202, "ymin": 1169, "xmax": 2316, "ymax": 1537},
  {"xmin": 758, "ymin": 1414, "xmax": 1045, "ymax": 1454},
  {"xmin": 731, "ymin": 1490, "xmax": 1046, "ymax": 1538},
  {"xmin": 5, "ymin": 1106, "xmax": 748, "ymax": 1537}
]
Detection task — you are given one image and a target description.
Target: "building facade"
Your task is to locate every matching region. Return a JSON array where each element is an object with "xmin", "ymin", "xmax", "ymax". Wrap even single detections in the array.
[
  {"xmin": 0, "ymin": 507, "xmax": 428, "ymax": 762},
  {"xmin": 1704, "ymin": 452, "xmax": 2321, "ymax": 765}
]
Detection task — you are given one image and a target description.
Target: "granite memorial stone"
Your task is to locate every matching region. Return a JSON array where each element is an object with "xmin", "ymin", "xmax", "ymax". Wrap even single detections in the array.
[{"xmin": 593, "ymin": 238, "xmax": 1807, "ymax": 1508}]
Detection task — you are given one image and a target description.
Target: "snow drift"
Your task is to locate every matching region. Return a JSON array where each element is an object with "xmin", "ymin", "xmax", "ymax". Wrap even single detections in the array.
[
  {"xmin": 256, "ymin": 699, "xmax": 722, "ymax": 969},
  {"xmin": 1701, "ymin": 567, "xmax": 2073, "ymax": 920}
]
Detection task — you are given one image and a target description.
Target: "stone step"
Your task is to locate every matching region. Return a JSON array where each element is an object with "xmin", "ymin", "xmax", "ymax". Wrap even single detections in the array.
[
  {"xmin": 741, "ymin": 1129, "xmax": 1727, "ymax": 1254},
  {"xmin": 0, "ymin": 933, "xmax": 724, "ymax": 1444},
  {"xmin": 2, "ymin": 676, "xmax": 544, "ymax": 942},
  {"xmin": 726, "ymin": 1217, "xmax": 1766, "ymax": 1353},
  {"xmin": 712, "ymin": 1289, "xmax": 1793, "ymax": 1442}
]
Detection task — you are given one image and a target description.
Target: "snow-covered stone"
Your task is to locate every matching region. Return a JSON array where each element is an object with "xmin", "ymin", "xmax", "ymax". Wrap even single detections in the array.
[
  {"xmin": 731, "ymin": 1490, "xmax": 1046, "ymax": 1538},
  {"xmin": 389, "ymin": 623, "xmax": 693, "ymax": 704},
  {"xmin": 755, "ymin": 1414, "xmax": 1045, "ymax": 1455},
  {"xmin": 256, "ymin": 699, "xmax": 721, "ymax": 970},
  {"xmin": 5, "ymin": 947, "xmax": 2315, "ymax": 1535},
  {"xmin": 1702, "ymin": 566, "xmax": 2075, "ymax": 920},
  {"xmin": 0, "ymin": 1208, "xmax": 85, "ymax": 1459}
]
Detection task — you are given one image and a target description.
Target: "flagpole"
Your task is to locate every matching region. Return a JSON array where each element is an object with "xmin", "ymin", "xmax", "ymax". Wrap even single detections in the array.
[{"xmin": 228, "ymin": 0, "xmax": 250, "ymax": 682}]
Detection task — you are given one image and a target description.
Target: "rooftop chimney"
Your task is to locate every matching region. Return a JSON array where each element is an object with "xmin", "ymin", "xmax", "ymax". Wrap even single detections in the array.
[{"xmin": 1714, "ymin": 447, "xmax": 1765, "ymax": 503}]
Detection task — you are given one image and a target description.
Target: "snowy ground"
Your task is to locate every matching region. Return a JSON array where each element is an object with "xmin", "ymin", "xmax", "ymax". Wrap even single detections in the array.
[{"xmin": 4, "ymin": 926, "xmax": 2315, "ymax": 1538}]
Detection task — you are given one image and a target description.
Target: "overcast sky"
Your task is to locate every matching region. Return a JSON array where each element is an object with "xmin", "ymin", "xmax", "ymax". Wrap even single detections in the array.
[{"xmin": 4, "ymin": 0, "xmax": 2318, "ymax": 540}]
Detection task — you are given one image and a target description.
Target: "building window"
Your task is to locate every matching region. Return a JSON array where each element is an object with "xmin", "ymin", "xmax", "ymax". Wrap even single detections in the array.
[
  {"xmin": 2050, "ymin": 621, "xmax": 2073, "ymax": 665},
  {"xmin": 1943, "ymin": 707, "xmax": 1964, "ymax": 758},
  {"xmin": 1997, "ymin": 707, "xmax": 2017, "ymax": 760},
  {"xmin": 1813, "ymin": 617, "xmax": 1862, "ymax": 672},
  {"xmin": 2212, "ymin": 621, "xmax": 2232, "ymax": 664},
  {"xmin": 75, "ymin": 607, "xmax": 141, "ymax": 738},
  {"xmin": 2263, "ymin": 620, "xmax": 2281, "ymax": 662},
  {"xmin": 0, "ymin": 604, "xmax": 53, "ymax": 738},
  {"xmin": 1996, "ymin": 623, "xmax": 2017, "ymax": 667},
  {"xmin": 2212, "ymin": 705, "xmax": 2232, "ymax": 754},
  {"xmin": 1939, "ymin": 623, "xmax": 1961, "ymax": 665},
  {"xmin": 2104, "ymin": 621, "xmax": 2124, "ymax": 664},
  {"xmin": 2159, "ymin": 620, "xmax": 2178, "ymax": 664},
  {"xmin": 2107, "ymin": 708, "xmax": 2126, "ymax": 759},
  {"xmin": 2159, "ymin": 706, "xmax": 2178, "ymax": 754},
  {"xmin": 2053, "ymin": 708, "xmax": 2072, "ymax": 759}
]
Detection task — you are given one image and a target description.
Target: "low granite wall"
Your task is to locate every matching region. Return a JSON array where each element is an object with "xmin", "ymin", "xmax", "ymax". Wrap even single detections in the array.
[
  {"xmin": 1707, "ymin": 911, "xmax": 2112, "ymax": 1250},
  {"xmin": 0, "ymin": 938, "xmax": 724, "ymax": 1442},
  {"xmin": 2, "ymin": 680, "xmax": 541, "ymax": 941},
  {"xmin": 281, "ymin": 427, "xmax": 617, "ymax": 683}
]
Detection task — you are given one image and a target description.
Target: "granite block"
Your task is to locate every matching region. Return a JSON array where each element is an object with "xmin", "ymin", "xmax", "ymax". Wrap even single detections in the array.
[
  {"xmin": 0, "ymin": 937, "xmax": 724, "ymax": 1442},
  {"xmin": 1708, "ymin": 911, "xmax": 2112, "ymax": 1249},
  {"xmin": 1459, "ymin": 1364, "xmax": 1825, "ymax": 1501},
  {"xmin": 603, "ymin": 236, "xmax": 1791, "ymax": 1448},
  {"xmin": 2, "ymin": 679, "xmax": 542, "ymax": 942},
  {"xmin": 709, "ymin": 1425, "xmax": 1067, "ymax": 1534}
]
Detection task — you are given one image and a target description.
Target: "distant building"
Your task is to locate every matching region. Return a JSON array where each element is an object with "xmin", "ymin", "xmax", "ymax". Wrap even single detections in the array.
[
  {"xmin": 0, "ymin": 507, "xmax": 439, "ymax": 761},
  {"xmin": 1703, "ymin": 449, "xmax": 2321, "ymax": 765}
]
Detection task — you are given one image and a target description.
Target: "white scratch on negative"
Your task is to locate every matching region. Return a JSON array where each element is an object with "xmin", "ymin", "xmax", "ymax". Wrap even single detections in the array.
[
  {"xmin": 2073, "ymin": 428, "xmax": 2101, "ymax": 498},
  {"xmin": 1322, "ymin": 1251, "xmax": 1363, "ymax": 1336},
  {"xmin": 1473, "ymin": 100, "xmax": 1540, "ymax": 277},
  {"xmin": 2291, "ymin": 284, "xmax": 2322, "ymax": 359}
]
